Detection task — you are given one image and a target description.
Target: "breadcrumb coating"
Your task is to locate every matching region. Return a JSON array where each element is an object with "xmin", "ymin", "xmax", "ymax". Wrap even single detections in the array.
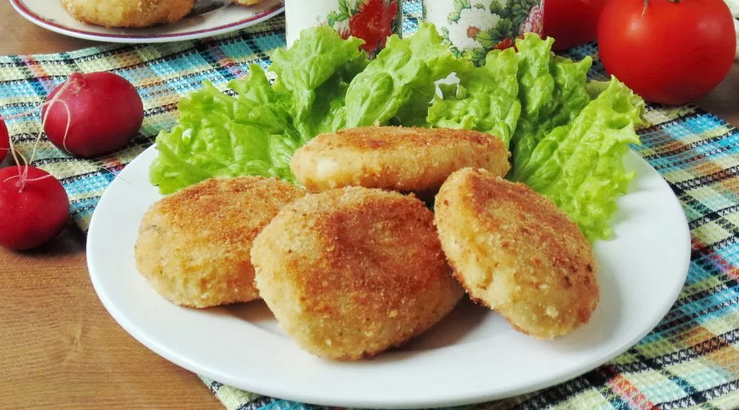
[
  {"xmin": 135, "ymin": 176, "xmax": 305, "ymax": 308},
  {"xmin": 251, "ymin": 187, "xmax": 464, "ymax": 360},
  {"xmin": 434, "ymin": 168, "xmax": 599, "ymax": 339},
  {"xmin": 60, "ymin": 0, "xmax": 194, "ymax": 28},
  {"xmin": 291, "ymin": 126, "xmax": 510, "ymax": 193}
]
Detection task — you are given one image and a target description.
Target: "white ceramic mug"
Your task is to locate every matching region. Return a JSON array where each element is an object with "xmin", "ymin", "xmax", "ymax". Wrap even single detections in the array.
[
  {"xmin": 285, "ymin": 0, "xmax": 403, "ymax": 56},
  {"xmin": 423, "ymin": 0, "xmax": 544, "ymax": 65}
]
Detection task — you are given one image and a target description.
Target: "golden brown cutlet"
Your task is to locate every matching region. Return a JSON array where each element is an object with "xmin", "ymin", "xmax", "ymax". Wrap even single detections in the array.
[
  {"xmin": 434, "ymin": 168, "xmax": 600, "ymax": 339},
  {"xmin": 59, "ymin": 0, "xmax": 195, "ymax": 28},
  {"xmin": 251, "ymin": 187, "xmax": 464, "ymax": 360},
  {"xmin": 135, "ymin": 176, "xmax": 305, "ymax": 308},
  {"xmin": 230, "ymin": 0, "xmax": 266, "ymax": 4},
  {"xmin": 290, "ymin": 126, "xmax": 510, "ymax": 193}
]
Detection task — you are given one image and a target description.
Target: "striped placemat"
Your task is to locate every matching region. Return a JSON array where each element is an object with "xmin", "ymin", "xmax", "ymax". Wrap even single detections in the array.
[{"xmin": 2, "ymin": 1, "xmax": 739, "ymax": 409}]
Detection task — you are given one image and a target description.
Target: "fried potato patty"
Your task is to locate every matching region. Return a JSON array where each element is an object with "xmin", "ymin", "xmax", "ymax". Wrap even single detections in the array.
[
  {"xmin": 60, "ymin": 0, "xmax": 194, "ymax": 28},
  {"xmin": 135, "ymin": 177, "xmax": 305, "ymax": 308},
  {"xmin": 290, "ymin": 126, "xmax": 510, "ymax": 193},
  {"xmin": 434, "ymin": 169, "xmax": 599, "ymax": 339},
  {"xmin": 231, "ymin": 0, "xmax": 265, "ymax": 5},
  {"xmin": 251, "ymin": 187, "xmax": 464, "ymax": 360}
]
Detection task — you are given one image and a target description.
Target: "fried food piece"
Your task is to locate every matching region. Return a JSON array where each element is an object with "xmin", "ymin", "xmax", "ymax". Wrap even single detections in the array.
[
  {"xmin": 251, "ymin": 187, "xmax": 464, "ymax": 360},
  {"xmin": 59, "ymin": 0, "xmax": 194, "ymax": 28},
  {"xmin": 230, "ymin": 0, "xmax": 265, "ymax": 5},
  {"xmin": 135, "ymin": 177, "xmax": 305, "ymax": 308},
  {"xmin": 434, "ymin": 168, "xmax": 599, "ymax": 339},
  {"xmin": 290, "ymin": 126, "xmax": 510, "ymax": 193}
]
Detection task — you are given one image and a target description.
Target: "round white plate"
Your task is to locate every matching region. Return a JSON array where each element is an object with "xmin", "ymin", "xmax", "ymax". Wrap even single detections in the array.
[
  {"xmin": 87, "ymin": 147, "xmax": 690, "ymax": 409},
  {"xmin": 11, "ymin": 0, "xmax": 284, "ymax": 44}
]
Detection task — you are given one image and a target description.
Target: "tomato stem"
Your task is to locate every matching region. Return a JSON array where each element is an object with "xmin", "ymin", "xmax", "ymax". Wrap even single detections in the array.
[
  {"xmin": 643, "ymin": 0, "xmax": 681, "ymax": 15},
  {"xmin": 642, "ymin": 0, "xmax": 648, "ymax": 17}
]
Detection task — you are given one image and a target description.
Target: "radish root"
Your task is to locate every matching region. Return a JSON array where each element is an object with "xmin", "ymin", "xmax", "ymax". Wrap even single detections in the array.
[{"xmin": 0, "ymin": 77, "xmax": 75, "ymax": 192}]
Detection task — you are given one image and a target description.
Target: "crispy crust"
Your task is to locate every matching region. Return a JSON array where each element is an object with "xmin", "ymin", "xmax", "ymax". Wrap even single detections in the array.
[
  {"xmin": 59, "ymin": 0, "xmax": 194, "ymax": 28},
  {"xmin": 290, "ymin": 126, "xmax": 510, "ymax": 193},
  {"xmin": 434, "ymin": 168, "xmax": 599, "ymax": 339},
  {"xmin": 134, "ymin": 176, "xmax": 305, "ymax": 308},
  {"xmin": 251, "ymin": 187, "xmax": 464, "ymax": 360},
  {"xmin": 230, "ymin": 0, "xmax": 265, "ymax": 4}
]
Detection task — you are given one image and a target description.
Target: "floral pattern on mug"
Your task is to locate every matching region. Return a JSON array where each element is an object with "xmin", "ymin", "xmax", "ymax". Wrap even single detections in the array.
[
  {"xmin": 433, "ymin": 0, "xmax": 543, "ymax": 66},
  {"xmin": 327, "ymin": 0, "xmax": 401, "ymax": 56}
]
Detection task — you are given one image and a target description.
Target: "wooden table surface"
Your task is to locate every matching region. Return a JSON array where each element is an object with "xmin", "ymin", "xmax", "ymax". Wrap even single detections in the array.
[{"xmin": 1, "ymin": 2, "xmax": 738, "ymax": 410}]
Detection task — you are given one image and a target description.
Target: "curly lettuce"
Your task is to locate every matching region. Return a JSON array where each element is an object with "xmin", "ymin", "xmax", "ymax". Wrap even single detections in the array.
[
  {"xmin": 427, "ymin": 47, "xmax": 521, "ymax": 147},
  {"xmin": 150, "ymin": 23, "xmax": 463, "ymax": 194},
  {"xmin": 149, "ymin": 67, "xmax": 301, "ymax": 194},
  {"xmin": 149, "ymin": 24, "xmax": 646, "ymax": 241},
  {"xmin": 344, "ymin": 22, "xmax": 465, "ymax": 128},
  {"xmin": 427, "ymin": 33, "xmax": 641, "ymax": 240},
  {"xmin": 512, "ymin": 78, "xmax": 645, "ymax": 240}
]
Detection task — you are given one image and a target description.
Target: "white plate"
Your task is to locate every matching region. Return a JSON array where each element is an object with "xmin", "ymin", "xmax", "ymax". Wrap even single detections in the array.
[
  {"xmin": 87, "ymin": 146, "xmax": 690, "ymax": 409},
  {"xmin": 11, "ymin": 0, "xmax": 284, "ymax": 44}
]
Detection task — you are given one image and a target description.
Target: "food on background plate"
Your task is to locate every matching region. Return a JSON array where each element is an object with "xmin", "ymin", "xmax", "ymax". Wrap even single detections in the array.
[
  {"xmin": 598, "ymin": 0, "xmax": 736, "ymax": 105},
  {"xmin": 435, "ymin": 168, "xmax": 599, "ymax": 339},
  {"xmin": 290, "ymin": 126, "xmax": 510, "ymax": 193},
  {"xmin": 251, "ymin": 187, "xmax": 464, "ymax": 360},
  {"xmin": 42, "ymin": 72, "xmax": 144, "ymax": 159},
  {"xmin": 231, "ymin": 0, "xmax": 266, "ymax": 5},
  {"xmin": 59, "ymin": 0, "xmax": 195, "ymax": 28},
  {"xmin": 135, "ymin": 176, "xmax": 305, "ymax": 308}
]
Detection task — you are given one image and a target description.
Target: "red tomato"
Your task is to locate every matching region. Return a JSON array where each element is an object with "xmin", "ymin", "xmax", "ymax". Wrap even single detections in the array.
[
  {"xmin": 598, "ymin": 0, "xmax": 735, "ymax": 105},
  {"xmin": 0, "ymin": 119, "xmax": 8, "ymax": 164},
  {"xmin": 543, "ymin": 0, "xmax": 608, "ymax": 51}
]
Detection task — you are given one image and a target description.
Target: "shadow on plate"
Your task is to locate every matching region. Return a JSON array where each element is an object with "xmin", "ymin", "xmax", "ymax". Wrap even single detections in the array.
[
  {"xmin": 191, "ymin": 0, "xmax": 230, "ymax": 15},
  {"xmin": 219, "ymin": 296, "xmax": 494, "ymax": 355}
]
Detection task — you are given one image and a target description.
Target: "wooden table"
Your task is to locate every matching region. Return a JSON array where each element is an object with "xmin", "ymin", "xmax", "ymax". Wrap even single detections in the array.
[{"xmin": 0, "ymin": 2, "xmax": 738, "ymax": 409}]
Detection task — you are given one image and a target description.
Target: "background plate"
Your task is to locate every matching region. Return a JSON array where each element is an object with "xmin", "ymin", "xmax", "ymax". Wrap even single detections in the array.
[
  {"xmin": 10, "ymin": 0, "xmax": 284, "ymax": 43},
  {"xmin": 87, "ymin": 147, "xmax": 690, "ymax": 409}
]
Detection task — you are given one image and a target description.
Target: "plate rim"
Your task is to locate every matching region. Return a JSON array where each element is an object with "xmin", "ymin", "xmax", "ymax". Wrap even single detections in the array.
[
  {"xmin": 10, "ymin": 0, "xmax": 285, "ymax": 44},
  {"xmin": 86, "ymin": 145, "xmax": 691, "ymax": 409}
]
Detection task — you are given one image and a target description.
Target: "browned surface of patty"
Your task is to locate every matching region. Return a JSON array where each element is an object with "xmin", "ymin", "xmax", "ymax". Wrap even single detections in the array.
[
  {"xmin": 59, "ymin": 0, "xmax": 194, "ymax": 28},
  {"xmin": 434, "ymin": 168, "xmax": 599, "ymax": 339},
  {"xmin": 135, "ymin": 176, "xmax": 305, "ymax": 308},
  {"xmin": 290, "ymin": 126, "xmax": 510, "ymax": 193},
  {"xmin": 251, "ymin": 187, "xmax": 464, "ymax": 360}
]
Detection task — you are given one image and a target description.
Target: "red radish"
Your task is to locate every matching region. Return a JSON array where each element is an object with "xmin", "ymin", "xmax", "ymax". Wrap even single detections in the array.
[
  {"xmin": 0, "ymin": 119, "xmax": 8, "ymax": 164},
  {"xmin": 0, "ymin": 166, "xmax": 70, "ymax": 250},
  {"xmin": 42, "ymin": 72, "xmax": 144, "ymax": 158}
]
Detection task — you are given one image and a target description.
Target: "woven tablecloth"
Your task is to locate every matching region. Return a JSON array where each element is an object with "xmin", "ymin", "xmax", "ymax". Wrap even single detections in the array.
[{"xmin": 3, "ymin": 2, "xmax": 739, "ymax": 409}]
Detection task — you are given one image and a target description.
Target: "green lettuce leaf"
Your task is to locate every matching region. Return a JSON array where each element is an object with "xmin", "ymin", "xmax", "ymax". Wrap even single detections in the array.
[
  {"xmin": 270, "ymin": 26, "xmax": 367, "ymax": 139},
  {"xmin": 344, "ymin": 23, "xmax": 465, "ymax": 127},
  {"xmin": 149, "ymin": 71, "xmax": 300, "ymax": 194},
  {"xmin": 512, "ymin": 77, "xmax": 645, "ymax": 240},
  {"xmin": 149, "ymin": 25, "xmax": 646, "ymax": 243},
  {"xmin": 427, "ymin": 47, "xmax": 521, "ymax": 147},
  {"xmin": 150, "ymin": 26, "xmax": 366, "ymax": 194},
  {"xmin": 510, "ymin": 35, "xmax": 592, "ymax": 178}
]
